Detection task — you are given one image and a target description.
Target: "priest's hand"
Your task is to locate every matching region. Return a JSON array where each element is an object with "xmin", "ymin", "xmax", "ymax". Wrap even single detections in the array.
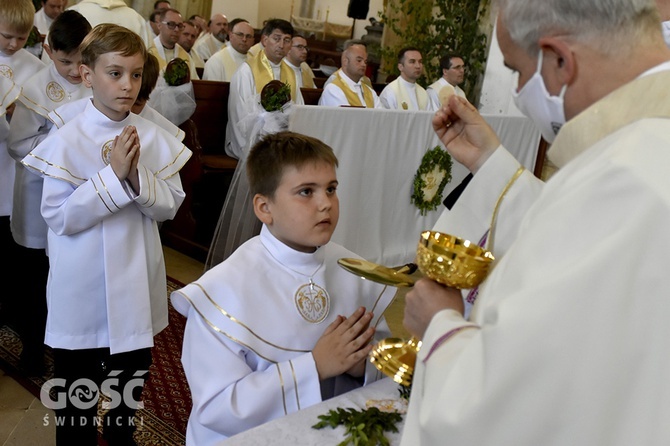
[
  {"xmin": 110, "ymin": 125, "xmax": 141, "ymax": 193},
  {"xmin": 404, "ymin": 278, "xmax": 464, "ymax": 339},
  {"xmin": 313, "ymin": 307, "xmax": 375, "ymax": 381},
  {"xmin": 433, "ymin": 95, "xmax": 501, "ymax": 173}
]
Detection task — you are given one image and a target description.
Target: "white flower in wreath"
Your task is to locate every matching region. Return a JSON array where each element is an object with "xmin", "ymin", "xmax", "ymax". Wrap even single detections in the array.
[{"xmin": 421, "ymin": 165, "xmax": 446, "ymax": 202}]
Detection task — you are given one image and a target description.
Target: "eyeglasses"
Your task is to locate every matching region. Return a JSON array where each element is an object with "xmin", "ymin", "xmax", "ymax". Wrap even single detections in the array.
[
  {"xmin": 162, "ymin": 21, "xmax": 184, "ymax": 30},
  {"xmin": 292, "ymin": 45, "xmax": 309, "ymax": 51},
  {"xmin": 269, "ymin": 34, "xmax": 292, "ymax": 45},
  {"xmin": 231, "ymin": 31, "xmax": 254, "ymax": 40}
]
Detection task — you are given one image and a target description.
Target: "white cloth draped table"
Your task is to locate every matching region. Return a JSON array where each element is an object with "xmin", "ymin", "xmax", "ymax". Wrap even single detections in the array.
[{"xmin": 287, "ymin": 106, "xmax": 541, "ymax": 267}]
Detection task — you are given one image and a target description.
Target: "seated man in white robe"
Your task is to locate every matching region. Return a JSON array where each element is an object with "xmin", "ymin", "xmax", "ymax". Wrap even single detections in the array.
[
  {"xmin": 399, "ymin": 1, "xmax": 670, "ymax": 445},
  {"xmin": 379, "ymin": 46, "xmax": 437, "ymax": 111},
  {"xmin": 172, "ymin": 131, "xmax": 396, "ymax": 445},
  {"xmin": 202, "ymin": 18, "xmax": 253, "ymax": 81},
  {"xmin": 319, "ymin": 40, "xmax": 381, "ymax": 108},
  {"xmin": 426, "ymin": 53, "xmax": 467, "ymax": 107},
  {"xmin": 150, "ymin": 8, "xmax": 199, "ymax": 80},
  {"xmin": 33, "ymin": 0, "xmax": 66, "ymax": 35},
  {"xmin": 193, "ymin": 12, "xmax": 228, "ymax": 62},
  {"xmin": 225, "ymin": 18, "xmax": 302, "ymax": 159},
  {"xmin": 284, "ymin": 34, "xmax": 316, "ymax": 91},
  {"xmin": 178, "ymin": 19, "xmax": 204, "ymax": 70}
]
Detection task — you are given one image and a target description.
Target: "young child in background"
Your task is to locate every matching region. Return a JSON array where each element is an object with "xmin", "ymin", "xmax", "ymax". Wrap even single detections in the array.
[
  {"xmin": 171, "ymin": 131, "xmax": 397, "ymax": 445},
  {"xmin": 21, "ymin": 23, "xmax": 191, "ymax": 445},
  {"xmin": 0, "ymin": 0, "xmax": 46, "ymax": 330},
  {"xmin": 7, "ymin": 9, "xmax": 92, "ymax": 376}
]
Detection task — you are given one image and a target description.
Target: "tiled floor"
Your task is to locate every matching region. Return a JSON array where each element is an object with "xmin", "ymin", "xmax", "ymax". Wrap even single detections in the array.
[{"xmin": 0, "ymin": 246, "xmax": 409, "ymax": 445}]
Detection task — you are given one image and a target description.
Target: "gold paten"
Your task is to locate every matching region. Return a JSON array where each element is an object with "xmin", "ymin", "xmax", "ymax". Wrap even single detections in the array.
[{"xmin": 337, "ymin": 258, "xmax": 416, "ymax": 288}]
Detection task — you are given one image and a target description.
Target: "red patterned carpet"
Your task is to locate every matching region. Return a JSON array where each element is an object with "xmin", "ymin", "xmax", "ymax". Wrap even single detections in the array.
[{"xmin": 0, "ymin": 278, "xmax": 190, "ymax": 446}]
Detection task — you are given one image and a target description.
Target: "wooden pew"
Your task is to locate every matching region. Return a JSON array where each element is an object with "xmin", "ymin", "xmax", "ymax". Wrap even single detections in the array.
[
  {"xmin": 160, "ymin": 80, "xmax": 238, "ymax": 262},
  {"xmin": 301, "ymin": 87, "xmax": 324, "ymax": 106}
]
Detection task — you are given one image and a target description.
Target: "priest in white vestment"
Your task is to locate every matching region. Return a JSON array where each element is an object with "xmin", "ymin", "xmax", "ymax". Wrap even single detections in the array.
[
  {"xmin": 193, "ymin": 13, "xmax": 228, "ymax": 62},
  {"xmin": 225, "ymin": 19, "xmax": 301, "ymax": 159},
  {"xmin": 33, "ymin": 0, "xmax": 66, "ymax": 35},
  {"xmin": 426, "ymin": 53, "xmax": 467, "ymax": 107},
  {"xmin": 283, "ymin": 34, "xmax": 316, "ymax": 91},
  {"xmin": 400, "ymin": 1, "xmax": 670, "ymax": 445},
  {"xmin": 202, "ymin": 18, "xmax": 253, "ymax": 81},
  {"xmin": 150, "ymin": 8, "xmax": 199, "ymax": 80},
  {"xmin": 319, "ymin": 41, "xmax": 380, "ymax": 108},
  {"xmin": 379, "ymin": 47, "xmax": 437, "ymax": 111}
]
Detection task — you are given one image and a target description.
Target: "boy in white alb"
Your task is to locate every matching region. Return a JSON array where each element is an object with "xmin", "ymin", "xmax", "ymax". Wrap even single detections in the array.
[
  {"xmin": 0, "ymin": 0, "xmax": 47, "ymax": 347},
  {"xmin": 171, "ymin": 131, "xmax": 397, "ymax": 445},
  {"xmin": 7, "ymin": 10, "xmax": 92, "ymax": 376},
  {"xmin": 21, "ymin": 24, "xmax": 191, "ymax": 445}
]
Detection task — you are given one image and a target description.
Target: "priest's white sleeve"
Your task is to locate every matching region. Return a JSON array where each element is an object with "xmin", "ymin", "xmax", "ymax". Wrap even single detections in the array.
[{"xmin": 318, "ymin": 84, "xmax": 349, "ymax": 107}]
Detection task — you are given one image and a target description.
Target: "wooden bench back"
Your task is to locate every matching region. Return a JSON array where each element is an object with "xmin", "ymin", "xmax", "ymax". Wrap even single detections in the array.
[
  {"xmin": 190, "ymin": 79, "xmax": 230, "ymax": 156},
  {"xmin": 301, "ymin": 87, "xmax": 324, "ymax": 106}
]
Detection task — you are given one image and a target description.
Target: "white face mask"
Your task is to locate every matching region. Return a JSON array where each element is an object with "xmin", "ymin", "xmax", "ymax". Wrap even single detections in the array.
[
  {"xmin": 512, "ymin": 50, "xmax": 567, "ymax": 143},
  {"xmin": 662, "ymin": 21, "xmax": 670, "ymax": 48}
]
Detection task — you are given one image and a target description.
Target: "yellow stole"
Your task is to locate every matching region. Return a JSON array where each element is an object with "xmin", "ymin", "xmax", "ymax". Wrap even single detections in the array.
[
  {"xmin": 248, "ymin": 51, "xmax": 296, "ymax": 97},
  {"xmin": 331, "ymin": 70, "xmax": 374, "ymax": 108},
  {"xmin": 150, "ymin": 44, "xmax": 193, "ymax": 73},
  {"xmin": 283, "ymin": 61, "xmax": 316, "ymax": 97}
]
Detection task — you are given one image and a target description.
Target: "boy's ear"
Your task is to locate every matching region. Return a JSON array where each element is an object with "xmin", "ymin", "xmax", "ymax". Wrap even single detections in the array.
[
  {"xmin": 253, "ymin": 193, "xmax": 273, "ymax": 226},
  {"xmin": 80, "ymin": 64, "xmax": 93, "ymax": 88},
  {"xmin": 43, "ymin": 43, "xmax": 52, "ymax": 59}
]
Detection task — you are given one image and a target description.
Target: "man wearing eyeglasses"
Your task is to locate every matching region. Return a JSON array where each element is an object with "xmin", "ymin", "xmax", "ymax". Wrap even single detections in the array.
[
  {"xmin": 151, "ymin": 8, "xmax": 199, "ymax": 79},
  {"xmin": 283, "ymin": 34, "xmax": 316, "ymax": 91},
  {"xmin": 178, "ymin": 20, "xmax": 204, "ymax": 70},
  {"xmin": 226, "ymin": 18, "xmax": 302, "ymax": 159},
  {"xmin": 203, "ymin": 18, "xmax": 254, "ymax": 81},
  {"xmin": 193, "ymin": 13, "xmax": 229, "ymax": 62},
  {"xmin": 426, "ymin": 53, "xmax": 467, "ymax": 106}
]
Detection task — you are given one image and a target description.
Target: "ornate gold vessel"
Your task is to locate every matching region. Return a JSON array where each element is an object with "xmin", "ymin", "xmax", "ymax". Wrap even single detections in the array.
[{"xmin": 366, "ymin": 230, "xmax": 494, "ymax": 386}]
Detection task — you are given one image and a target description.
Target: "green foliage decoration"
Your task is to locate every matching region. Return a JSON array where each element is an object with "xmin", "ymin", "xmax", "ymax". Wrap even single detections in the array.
[
  {"xmin": 312, "ymin": 407, "xmax": 403, "ymax": 446},
  {"xmin": 379, "ymin": 0, "xmax": 490, "ymax": 102},
  {"xmin": 411, "ymin": 145, "xmax": 452, "ymax": 216},
  {"xmin": 163, "ymin": 58, "xmax": 190, "ymax": 86}
]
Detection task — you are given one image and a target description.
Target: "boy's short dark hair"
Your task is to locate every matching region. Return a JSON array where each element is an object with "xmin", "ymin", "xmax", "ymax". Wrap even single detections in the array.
[
  {"xmin": 247, "ymin": 131, "xmax": 338, "ymax": 198},
  {"xmin": 0, "ymin": 0, "xmax": 36, "ymax": 35},
  {"xmin": 261, "ymin": 18, "xmax": 293, "ymax": 37},
  {"xmin": 81, "ymin": 23, "xmax": 147, "ymax": 68},
  {"xmin": 47, "ymin": 10, "xmax": 92, "ymax": 53},
  {"xmin": 136, "ymin": 53, "xmax": 159, "ymax": 102}
]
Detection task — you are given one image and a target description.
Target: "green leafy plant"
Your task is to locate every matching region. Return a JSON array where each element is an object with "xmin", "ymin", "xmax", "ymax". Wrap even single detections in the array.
[
  {"xmin": 25, "ymin": 26, "xmax": 43, "ymax": 48},
  {"xmin": 379, "ymin": 0, "xmax": 490, "ymax": 102},
  {"xmin": 163, "ymin": 58, "xmax": 190, "ymax": 86},
  {"xmin": 312, "ymin": 407, "xmax": 403, "ymax": 446},
  {"xmin": 260, "ymin": 80, "xmax": 292, "ymax": 112},
  {"xmin": 411, "ymin": 145, "xmax": 452, "ymax": 216}
]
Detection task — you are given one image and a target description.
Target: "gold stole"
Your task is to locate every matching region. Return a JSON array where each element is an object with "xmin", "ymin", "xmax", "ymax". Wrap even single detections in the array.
[
  {"xmin": 331, "ymin": 70, "xmax": 374, "ymax": 108},
  {"xmin": 389, "ymin": 78, "xmax": 429, "ymax": 110},
  {"xmin": 150, "ymin": 45, "xmax": 193, "ymax": 73},
  {"xmin": 282, "ymin": 61, "xmax": 316, "ymax": 97},
  {"xmin": 248, "ymin": 51, "xmax": 296, "ymax": 96},
  {"xmin": 219, "ymin": 47, "xmax": 245, "ymax": 81}
]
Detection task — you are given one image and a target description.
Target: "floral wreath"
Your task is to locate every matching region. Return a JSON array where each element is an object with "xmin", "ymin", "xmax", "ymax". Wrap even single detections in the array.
[{"xmin": 411, "ymin": 145, "xmax": 452, "ymax": 216}]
